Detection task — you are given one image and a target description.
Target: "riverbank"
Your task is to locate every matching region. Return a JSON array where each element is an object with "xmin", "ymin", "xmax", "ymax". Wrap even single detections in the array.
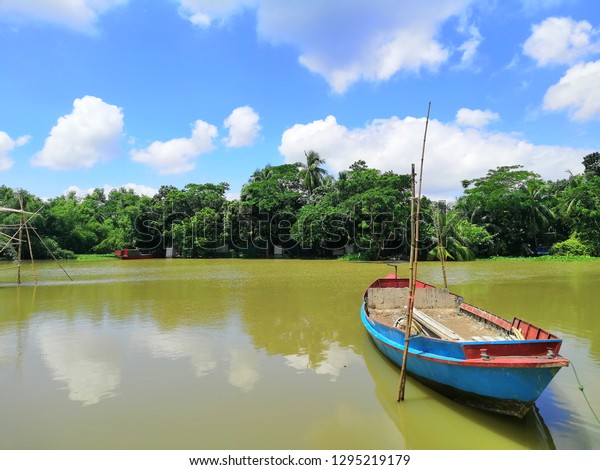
[
  {"xmin": 486, "ymin": 255, "xmax": 600, "ymax": 262},
  {"xmin": 71, "ymin": 253, "xmax": 600, "ymax": 263}
]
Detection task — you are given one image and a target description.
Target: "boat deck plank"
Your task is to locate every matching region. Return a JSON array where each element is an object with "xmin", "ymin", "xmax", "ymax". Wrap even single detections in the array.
[
  {"xmin": 417, "ymin": 307, "xmax": 509, "ymax": 341},
  {"xmin": 369, "ymin": 305, "xmax": 511, "ymax": 342},
  {"xmin": 412, "ymin": 308, "xmax": 465, "ymax": 341}
]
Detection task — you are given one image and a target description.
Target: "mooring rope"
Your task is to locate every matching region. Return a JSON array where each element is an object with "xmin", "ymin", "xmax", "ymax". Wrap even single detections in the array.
[{"xmin": 570, "ymin": 360, "xmax": 600, "ymax": 425}]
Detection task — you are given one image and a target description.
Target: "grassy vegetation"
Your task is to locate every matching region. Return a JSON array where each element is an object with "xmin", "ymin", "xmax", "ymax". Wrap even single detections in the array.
[
  {"xmin": 337, "ymin": 253, "xmax": 373, "ymax": 261},
  {"xmin": 75, "ymin": 253, "xmax": 116, "ymax": 261},
  {"xmin": 487, "ymin": 255, "xmax": 600, "ymax": 262}
]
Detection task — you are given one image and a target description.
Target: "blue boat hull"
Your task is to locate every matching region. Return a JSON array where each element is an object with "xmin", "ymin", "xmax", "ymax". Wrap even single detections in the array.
[{"xmin": 361, "ymin": 303, "xmax": 565, "ymax": 418}]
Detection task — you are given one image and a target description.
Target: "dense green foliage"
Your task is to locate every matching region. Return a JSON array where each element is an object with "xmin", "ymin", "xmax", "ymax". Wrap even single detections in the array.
[
  {"xmin": 550, "ymin": 236, "xmax": 593, "ymax": 257},
  {"xmin": 1, "ymin": 152, "xmax": 599, "ymax": 260}
]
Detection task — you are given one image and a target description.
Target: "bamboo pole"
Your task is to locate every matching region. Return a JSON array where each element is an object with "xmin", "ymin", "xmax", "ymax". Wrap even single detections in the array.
[
  {"xmin": 24, "ymin": 218, "xmax": 37, "ymax": 283},
  {"xmin": 20, "ymin": 196, "xmax": 37, "ymax": 284},
  {"xmin": 397, "ymin": 165, "xmax": 417, "ymax": 400},
  {"xmin": 17, "ymin": 212, "xmax": 23, "ymax": 285},
  {"xmin": 408, "ymin": 165, "xmax": 416, "ymax": 286},
  {"xmin": 29, "ymin": 226, "xmax": 73, "ymax": 282},
  {"xmin": 436, "ymin": 205, "xmax": 448, "ymax": 288},
  {"xmin": 1, "ymin": 203, "xmax": 72, "ymax": 284},
  {"xmin": 411, "ymin": 101, "xmax": 430, "ymax": 286},
  {"xmin": 397, "ymin": 102, "xmax": 431, "ymax": 402}
]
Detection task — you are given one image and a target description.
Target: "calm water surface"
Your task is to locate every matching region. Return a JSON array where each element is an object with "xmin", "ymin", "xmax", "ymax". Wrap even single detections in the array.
[{"xmin": 1, "ymin": 259, "xmax": 599, "ymax": 450}]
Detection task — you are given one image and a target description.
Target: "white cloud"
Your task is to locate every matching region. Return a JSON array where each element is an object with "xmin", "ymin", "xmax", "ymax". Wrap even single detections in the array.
[
  {"xmin": 225, "ymin": 190, "xmax": 240, "ymax": 201},
  {"xmin": 455, "ymin": 108, "xmax": 499, "ymax": 127},
  {"xmin": 117, "ymin": 183, "xmax": 158, "ymax": 197},
  {"xmin": 523, "ymin": 17, "xmax": 599, "ymax": 66},
  {"xmin": 0, "ymin": 0, "xmax": 128, "ymax": 32},
  {"xmin": 178, "ymin": 0, "xmax": 258, "ymax": 27},
  {"xmin": 64, "ymin": 183, "xmax": 158, "ymax": 199},
  {"xmin": 520, "ymin": 0, "xmax": 565, "ymax": 14},
  {"xmin": 0, "ymin": 131, "xmax": 30, "ymax": 171},
  {"xmin": 523, "ymin": 18, "xmax": 600, "ymax": 121},
  {"xmin": 31, "ymin": 96, "xmax": 124, "ymax": 170},
  {"xmin": 178, "ymin": 0, "xmax": 473, "ymax": 93},
  {"xmin": 456, "ymin": 25, "xmax": 482, "ymax": 69},
  {"xmin": 130, "ymin": 120, "xmax": 218, "ymax": 174},
  {"xmin": 223, "ymin": 106, "xmax": 261, "ymax": 148},
  {"xmin": 543, "ymin": 60, "xmax": 600, "ymax": 121},
  {"xmin": 279, "ymin": 114, "xmax": 589, "ymax": 200}
]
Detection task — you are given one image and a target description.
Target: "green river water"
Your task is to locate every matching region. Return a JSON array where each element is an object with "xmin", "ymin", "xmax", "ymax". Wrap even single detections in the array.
[{"xmin": 1, "ymin": 258, "xmax": 599, "ymax": 450}]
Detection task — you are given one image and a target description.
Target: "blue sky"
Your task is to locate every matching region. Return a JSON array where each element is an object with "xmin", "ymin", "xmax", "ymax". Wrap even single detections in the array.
[{"xmin": 1, "ymin": 0, "xmax": 599, "ymax": 202}]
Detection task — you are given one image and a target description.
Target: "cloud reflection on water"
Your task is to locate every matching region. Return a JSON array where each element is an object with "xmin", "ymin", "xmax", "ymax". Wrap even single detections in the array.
[
  {"xmin": 37, "ymin": 323, "xmax": 120, "ymax": 406},
  {"xmin": 134, "ymin": 325, "xmax": 218, "ymax": 378},
  {"xmin": 285, "ymin": 342, "xmax": 360, "ymax": 381}
]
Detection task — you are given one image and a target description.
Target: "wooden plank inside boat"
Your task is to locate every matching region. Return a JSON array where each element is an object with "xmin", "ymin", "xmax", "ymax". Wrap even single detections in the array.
[
  {"xmin": 367, "ymin": 287, "xmax": 511, "ymax": 341},
  {"xmin": 412, "ymin": 307, "xmax": 464, "ymax": 341}
]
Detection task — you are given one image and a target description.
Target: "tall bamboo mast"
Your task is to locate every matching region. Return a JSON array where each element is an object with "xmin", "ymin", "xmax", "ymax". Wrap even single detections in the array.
[
  {"xmin": 397, "ymin": 102, "xmax": 431, "ymax": 401},
  {"xmin": 397, "ymin": 164, "xmax": 417, "ymax": 400}
]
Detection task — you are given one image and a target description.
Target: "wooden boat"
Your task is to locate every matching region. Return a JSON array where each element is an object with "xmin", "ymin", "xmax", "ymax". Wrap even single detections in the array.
[
  {"xmin": 114, "ymin": 248, "xmax": 158, "ymax": 260},
  {"xmin": 361, "ymin": 275, "xmax": 569, "ymax": 418}
]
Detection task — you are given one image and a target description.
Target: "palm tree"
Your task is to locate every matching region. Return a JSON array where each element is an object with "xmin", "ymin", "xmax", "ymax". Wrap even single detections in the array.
[
  {"xmin": 250, "ymin": 164, "xmax": 274, "ymax": 182},
  {"xmin": 520, "ymin": 180, "xmax": 555, "ymax": 249},
  {"xmin": 559, "ymin": 171, "xmax": 584, "ymax": 217},
  {"xmin": 426, "ymin": 204, "xmax": 476, "ymax": 262},
  {"xmin": 300, "ymin": 150, "xmax": 327, "ymax": 195}
]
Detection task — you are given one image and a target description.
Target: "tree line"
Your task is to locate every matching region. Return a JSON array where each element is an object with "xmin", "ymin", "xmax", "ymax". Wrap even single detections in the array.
[{"xmin": 1, "ymin": 151, "xmax": 599, "ymax": 261}]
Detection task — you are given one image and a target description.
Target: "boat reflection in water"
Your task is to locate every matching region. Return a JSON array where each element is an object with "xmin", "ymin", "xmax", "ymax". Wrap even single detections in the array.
[{"xmin": 361, "ymin": 332, "xmax": 557, "ymax": 450}]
